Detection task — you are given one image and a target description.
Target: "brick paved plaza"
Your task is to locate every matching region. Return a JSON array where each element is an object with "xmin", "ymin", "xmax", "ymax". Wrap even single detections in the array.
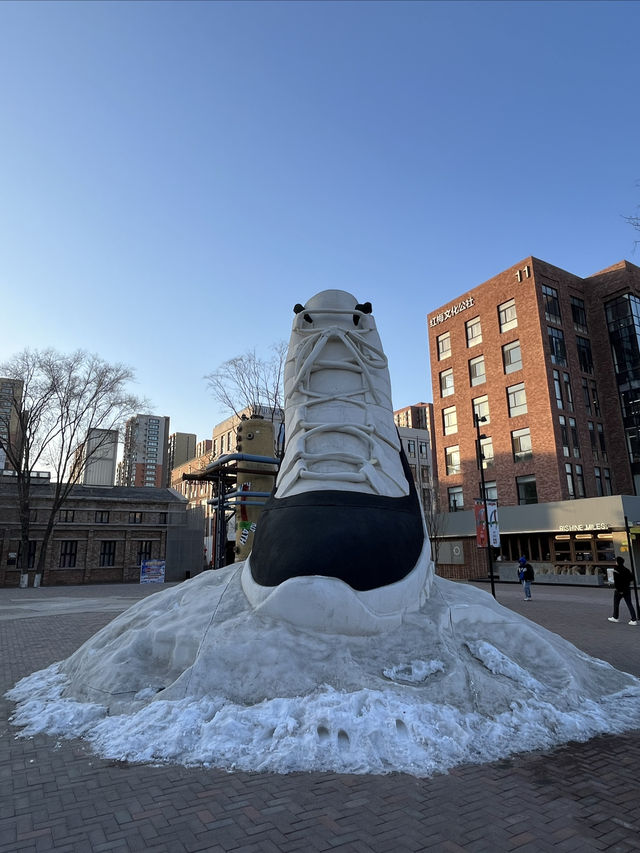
[{"xmin": 1, "ymin": 580, "xmax": 639, "ymax": 852}]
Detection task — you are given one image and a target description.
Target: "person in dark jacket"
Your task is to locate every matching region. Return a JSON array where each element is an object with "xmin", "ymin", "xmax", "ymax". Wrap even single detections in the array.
[
  {"xmin": 518, "ymin": 556, "xmax": 534, "ymax": 600},
  {"xmin": 608, "ymin": 556, "xmax": 638, "ymax": 626}
]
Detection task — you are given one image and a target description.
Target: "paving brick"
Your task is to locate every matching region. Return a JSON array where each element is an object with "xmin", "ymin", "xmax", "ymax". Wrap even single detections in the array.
[{"xmin": 2, "ymin": 584, "xmax": 640, "ymax": 852}]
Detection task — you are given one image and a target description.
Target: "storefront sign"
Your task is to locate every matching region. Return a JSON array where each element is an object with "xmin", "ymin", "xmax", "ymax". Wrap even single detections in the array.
[
  {"xmin": 557, "ymin": 522, "xmax": 608, "ymax": 532},
  {"xmin": 429, "ymin": 296, "xmax": 475, "ymax": 328}
]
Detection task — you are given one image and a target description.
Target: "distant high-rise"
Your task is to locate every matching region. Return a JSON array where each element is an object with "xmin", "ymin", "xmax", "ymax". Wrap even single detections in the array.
[
  {"xmin": 117, "ymin": 415, "xmax": 170, "ymax": 487},
  {"xmin": 167, "ymin": 432, "xmax": 197, "ymax": 474},
  {"xmin": 0, "ymin": 378, "xmax": 24, "ymax": 471},
  {"xmin": 79, "ymin": 428, "xmax": 118, "ymax": 486}
]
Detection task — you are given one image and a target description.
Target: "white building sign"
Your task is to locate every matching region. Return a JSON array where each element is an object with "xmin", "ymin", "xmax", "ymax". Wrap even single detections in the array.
[{"xmin": 429, "ymin": 296, "xmax": 475, "ymax": 328}]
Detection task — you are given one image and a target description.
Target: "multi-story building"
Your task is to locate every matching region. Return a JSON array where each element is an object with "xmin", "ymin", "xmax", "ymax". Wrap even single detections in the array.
[
  {"xmin": 0, "ymin": 378, "xmax": 24, "ymax": 471},
  {"xmin": 427, "ymin": 257, "xmax": 640, "ymax": 583},
  {"xmin": 428, "ymin": 257, "xmax": 640, "ymax": 512},
  {"xmin": 77, "ymin": 428, "xmax": 118, "ymax": 486},
  {"xmin": 167, "ymin": 432, "xmax": 197, "ymax": 475},
  {"xmin": 117, "ymin": 415, "xmax": 170, "ymax": 488},
  {"xmin": 0, "ymin": 482, "xmax": 202, "ymax": 586},
  {"xmin": 396, "ymin": 423, "xmax": 433, "ymax": 515},
  {"xmin": 393, "ymin": 403, "xmax": 430, "ymax": 431},
  {"xmin": 171, "ymin": 406, "xmax": 284, "ymax": 568}
]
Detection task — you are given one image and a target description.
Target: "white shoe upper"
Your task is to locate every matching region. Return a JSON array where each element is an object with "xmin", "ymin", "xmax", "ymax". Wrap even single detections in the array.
[{"xmin": 275, "ymin": 289, "xmax": 409, "ymax": 499}]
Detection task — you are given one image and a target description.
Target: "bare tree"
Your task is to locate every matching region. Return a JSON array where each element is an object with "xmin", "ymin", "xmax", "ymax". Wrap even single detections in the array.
[
  {"xmin": 624, "ymin": 186, "xmax": 640, "ymax": 249},
  {"xmin": 205, "ymin": 341, "xmax": 287, "ymax": 422},
  {"xmin": 423, "ymin": 487, "xmax": 446, "ymax": 571},
  {"xmin": 0, "ymin": 348, "xmax": 144, "ymax": 585}
]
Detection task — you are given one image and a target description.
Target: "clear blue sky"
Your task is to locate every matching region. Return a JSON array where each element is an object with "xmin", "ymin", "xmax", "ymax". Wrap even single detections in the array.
[{"xmin": 1, "ymin": 0, "xmax": 639, "ymax": 444}]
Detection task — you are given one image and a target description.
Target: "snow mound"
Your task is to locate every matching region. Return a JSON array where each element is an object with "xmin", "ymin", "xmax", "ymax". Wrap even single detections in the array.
[{"xmin": 7, "ymin": 565, "xmax": 640, "ymax": 777}]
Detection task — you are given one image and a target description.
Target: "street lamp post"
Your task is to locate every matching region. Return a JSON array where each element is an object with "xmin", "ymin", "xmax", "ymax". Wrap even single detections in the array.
[{"xmin": 475, "ymin": 412, "xmax": 496, "ymax": 599}]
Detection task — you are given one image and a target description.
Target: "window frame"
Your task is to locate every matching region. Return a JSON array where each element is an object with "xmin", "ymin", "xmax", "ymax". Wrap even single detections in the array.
[
  {"xmin": 507, "ymin": 382, "xmax": 527, "ymax": 417},
  {"xmin": 498, "ymin": 298, "xmax": 518, "ymax": 333}
]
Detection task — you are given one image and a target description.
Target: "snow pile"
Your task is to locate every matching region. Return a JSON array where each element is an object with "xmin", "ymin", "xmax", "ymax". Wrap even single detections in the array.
[{"xmin": 7, "ymin": 565, "xmax": 640, "ymax": 777}]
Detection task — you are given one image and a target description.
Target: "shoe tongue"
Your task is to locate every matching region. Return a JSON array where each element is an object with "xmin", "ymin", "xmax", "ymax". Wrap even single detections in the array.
[{"xmin": 305, "ymin": 290, "xmax": 358, "ymax": 312}]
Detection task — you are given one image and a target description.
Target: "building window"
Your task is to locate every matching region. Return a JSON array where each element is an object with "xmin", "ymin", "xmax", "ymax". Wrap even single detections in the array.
[
  {"xmin": 95, "ymin": 511, "xmax": 110, "ymax": 524},
  {"xmin": 484, "ymin": 480, "xmax": 498, "ymax": 501},
  {"xmin": 542, "ymin": 284, "xmax": 561, "ymax": 325},
  {"xmin": 548, "ymin": 327, "xmax": 567, "ymax": 366},
  {"xmin": 407, "ymin": 440, "xmax": 416, "ymax": 456},
  {"xmin": 507, "ymin": 382, "xmax": 527, "ymax": 417},
  {"xmin": 419, "ymin": 441, "xmax": 428, "ymax": 457},
  {"xmin": 588, "ymin": 422, "xmax": 597, "ymax": 458},
  {"xmin": 559, "ymin": 416, "xmax": 570, "ymax": 457},
  {"xmin": 17, "ymin": 541, "xmax": 37, "ymax": 569},
  {"xmin": 159, "ymin": 512, "xmax": 168, "ymax": 524},
  {"xmin": 440, "ymin": 368, "xmax": 454, "ymax": 398},
  {"xmin": 591, "ymin": 382, "xmax": 601, "ymax": 416},
  {"xmin": 99, "ymin": 541, "xmax": 116, "ymax": 567},
  {"xmin": 129, "ymin": 511, "xmax": 143, "ymax": 524},
  {"xmin": 582, "ymin": 378, "xmax": 591, "ymax": 414},
  {"xmin": 465, "ymin": 316, "xmax": 482, "ymax": 348},
  {"xmin": 437, "ymin": 331, "xmax": 451, "ymax": 360},
  {"xmin": 479, "ymin": 436, "xmax": 494, "ymax": 469},
  {"xmin": 512, "ymin": 428, "xmax": 532, "ymax": 462},
  {"xmin": 553, "ymin": 370, "xmax": 563, "ymax": 409},
  {"xmin": 597, "ymin": 423, "xmax": 608, "ymax": 461},
  {"xmin": 445, "ymin": 446, "xmax": 461, "ymax": 476},
  {"xmin": 563, "ymin": 374, "xmax": 574, "ymax": 412},
  {"xmin": 516, "ymin": 475, "xmax": 538, "ymax": 505},
  {"xmin": 576, "ymin": 336, "xmax": 594, "ymax": 374},
  {"xmin": 571, "ymin": 296, "xmax": 588, "ymax": 333},
  {"xmin": 498, "ymin": 298, "xmax": 517, "ymax": 333},
  {"xmin": 502, "ymin": 340, "xmax": 522, "ymax": 374},
  {"xmin": 137, "ymin": 541, "xmax": 153, "ymax": 565},
  {"xmin": 575, "ymin": 464, "xmax": 585, "ymax": 498},
  {"xmin": 472, "ymin": 395, "xmax": 490, "ymax": 424},
  {"xmin": 443, "ymin": 406, "xmax": 457, "ymax": 435},
  {"xmin": 59, "ymin": 541, "xmax": 77, "ymax": 568},
  {"xmin": 448, "ymin": 486, "xmax": 464, "ymax": 511},
  {"xmin": 58, "ymin": 509, "xmax": 75, "ymax": 523},
  {"xmin": 604, "ymin": 468, "xmax": 612, "ymax": 495},
  {"xmin": 595, "ymin": 467, "xmax": 603, "ymax": 496},
  {"xmin": 569, "ymin": 417, "xmax": 580, "ymax": 457},
  {"xmin": 565, "ymin": 463, "xmax": 575, "ymax": 499},
  {"xmin": 469, "ymin": 355, "xmax": 486, "ymax": 386}
]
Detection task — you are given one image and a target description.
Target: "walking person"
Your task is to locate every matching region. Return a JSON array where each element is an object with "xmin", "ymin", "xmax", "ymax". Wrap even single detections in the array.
[
  {"xmin": 518, "ymin": 556, "xmax": 534, "ymax": 601},
  {"xmin": 608, "ymin": 556, "xmax": 638, "ymax": 626}
]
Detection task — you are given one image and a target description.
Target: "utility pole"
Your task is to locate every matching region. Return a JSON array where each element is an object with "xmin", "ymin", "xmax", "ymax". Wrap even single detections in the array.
[{"xmin": 475, "ymin": 412, "xmax": 496, "ymax": 599}]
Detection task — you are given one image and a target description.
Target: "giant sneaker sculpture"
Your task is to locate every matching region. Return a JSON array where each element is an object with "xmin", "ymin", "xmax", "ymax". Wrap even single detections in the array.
[
  {"xmin": 242, "ymin": 290, "xmax": 433, "ymax": 632},
  {"xmin": 8, "ymin": 288, "xmax": 640, "ymax": 778}
]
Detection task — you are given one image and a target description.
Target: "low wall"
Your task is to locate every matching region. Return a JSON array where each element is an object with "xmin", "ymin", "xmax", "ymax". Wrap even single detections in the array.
[{"xmin": 497, "ymin": 561, "xmax": 605, "ymax": 586}]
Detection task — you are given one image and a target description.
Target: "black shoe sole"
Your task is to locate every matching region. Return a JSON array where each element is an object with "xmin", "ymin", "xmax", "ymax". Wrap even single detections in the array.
[{"xmin": 249, "ymin": 448, "xmax": 425, "ymax": 591}]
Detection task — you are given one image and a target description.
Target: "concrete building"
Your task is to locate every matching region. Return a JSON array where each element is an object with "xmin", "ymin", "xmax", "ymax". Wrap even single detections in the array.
[
  {"xmin": 0, "ymin": 378, "xmax": 24, "ymax": 471},
  {"xmin": 167, "ymin": 432, "xmax": 197, "ymax": 474},
  {"xmin": 0, "ymin": 482, "xmax": 202, "ymax": 586},
  {"xmin": 117, "ymin": 414, "xmax": 170, "ymax": 488},
  {"xmin": 79, "ymin": 428, "xmax": 118, "ymax": 486},
  {"xmin": 428, "ymin": 257, "xmax": 640, "ymax": 513}
]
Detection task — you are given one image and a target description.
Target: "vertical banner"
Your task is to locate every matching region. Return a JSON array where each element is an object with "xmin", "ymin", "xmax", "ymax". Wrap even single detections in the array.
[
  {"xmin": 487, "ymin": 500, "xmax": 500, "ymax": 548},
  {"xmin": 474, "ymin": 500, "xmax": 500, "ymax": 549},
  {"xmin": 474, "ymin": 500, "xmax": 487, "ymax": 547}
]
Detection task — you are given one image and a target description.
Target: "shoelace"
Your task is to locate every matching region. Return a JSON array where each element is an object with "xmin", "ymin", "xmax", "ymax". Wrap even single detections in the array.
[{"xmin": 280, "ymin": 324, "xmax": 402, "ymax": 489}]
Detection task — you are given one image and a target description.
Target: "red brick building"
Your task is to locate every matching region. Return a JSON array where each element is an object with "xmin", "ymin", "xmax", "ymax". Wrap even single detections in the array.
[{"xmin": 428, "ymin": 257, "xmax": 640, "ymax": 513}]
